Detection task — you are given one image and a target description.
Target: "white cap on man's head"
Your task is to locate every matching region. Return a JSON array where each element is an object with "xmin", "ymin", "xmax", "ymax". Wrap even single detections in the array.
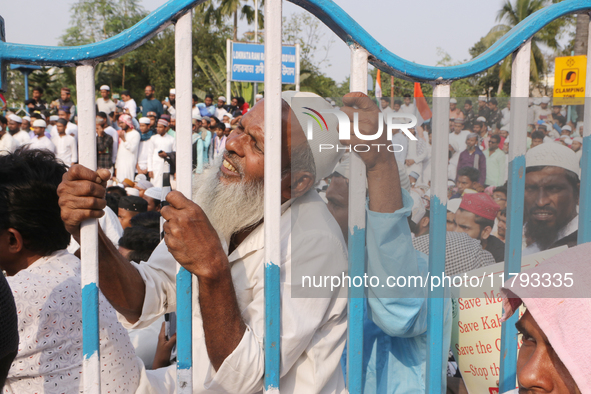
[
  {"xmin": 476, "ymin": 116, "xmax": 487, "ymax": 122},
  {"xmin": 22, "ymin": 116, "xmax": 31, "ymax": 122},
  {"xmin": 170, "ymin": 89, "xmax": 176, "ymax": 94},
  {"xmin": 32, "ymin": 119, "xmax": 46, "ymax": 128},
  {"xmin": 447, "ymin": 198, "xmax": 462, "ymax": 214},
  {"xmin": 541, "ymin": 96, "xmax": 550, "ymax": 104},
  {"xmin": 49, "ymin": 115, "xmax": 59, "ymax": 121},
  {"xmin": 526, "ymin": 142, "xmax": 580, "ymax": 176},
  {"xmin": 145, "ymin": 187, "xmax": 168, "ymax": 201},
  {"xmin": 8, "ymin": 114, "xmax": 22, "ymax": 123},
  {"xmin": 100, "ymin": 85, "xmax": 110, "ymax": 91},
  {"xmin": 192, "ymin": 113, "xmax": 202, "ymax": 121},
  {"xmin": 562, "ymin": 125, "xmax": 572, "ymax": 132},
  {"xmin": 139, "ymin": 117, "xmax": 151, "ymax": 125},
  {"xmin": 282, "ymin": 91, "xmax": 343, "ymax": 182},
  {"xmin": 478, "ymin": 95, "xmax": 487, "ymax": 102},
  {"xmin": 450, "ymin": 98, "xmax": 457, "ymax": 104},
  {"xmin": 125, "ymin": 187, "xmax": 140, "ymax": 197},
  {"xmin": 255, "ymin": 94, "xmax": 263, "ymax": 99},
  {"xmin": 218, "ymin": 96, "xmax": 226, "ymax": 102}
]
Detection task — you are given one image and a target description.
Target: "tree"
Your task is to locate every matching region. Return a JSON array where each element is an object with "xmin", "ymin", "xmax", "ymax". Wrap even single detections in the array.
[
  {"xmin": 479, "ymin": 0, "xmax": 573, "ymax": 94},
  {"xmin": 200, "ymin": 0, "xmax": 261, "ymax": 41}
]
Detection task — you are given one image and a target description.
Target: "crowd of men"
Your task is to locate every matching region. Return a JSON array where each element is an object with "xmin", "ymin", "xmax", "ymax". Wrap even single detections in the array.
[{"xmin": 0, "ymin": 85, "xmax": 587, "ymax": 394}]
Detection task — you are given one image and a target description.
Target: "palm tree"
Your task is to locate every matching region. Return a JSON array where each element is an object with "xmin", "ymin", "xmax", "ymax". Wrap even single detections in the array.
[
  {"xmin": 482, "ymin": 0, "xmax": 565, "ymax": 94},
  {"xmin": 200, "ymin": 0, "xmax": 262, "ymax": 41}
]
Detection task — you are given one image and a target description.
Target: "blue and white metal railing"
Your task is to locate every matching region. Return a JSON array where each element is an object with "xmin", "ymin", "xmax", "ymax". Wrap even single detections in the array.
[
  {"xmin": 174, "ymin": 10, "xmax": 194, "ymax": 393},
  {"xmin": 3, "ymin": 0, "xmax": 591, "ymax": 392},
  {"xmin": 499, "ymin": 39, "xmax": 532, "ymax": 392},
  {"xmin": 427, "ymin": 82, "xmax": 450, "ymax": 392},
  {"xmin": 347, "ymin": 45, "xmax": 368, "ymax": 394}
]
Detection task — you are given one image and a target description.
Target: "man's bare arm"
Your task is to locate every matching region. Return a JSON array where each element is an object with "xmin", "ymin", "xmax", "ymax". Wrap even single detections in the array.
[{"xmin": 58, "ymin": 164, "xmax": 145, "ymax": 323}]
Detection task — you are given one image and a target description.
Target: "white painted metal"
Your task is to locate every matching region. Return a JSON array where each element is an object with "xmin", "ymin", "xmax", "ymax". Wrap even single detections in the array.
[
  {"xmin": 584, "ymin": 22, "xmax": 591, "ymax": 140},
  {"xmin": 348, "ymin": 45, "xmax": 368, "ymax": 232},
  {"xmin": 509, "ymin": 40, "xmax": 531, "ymax": 158},
  {"xmin": 76, "ymin": 64, "xmax": 100, "ymax": 394},
  {"xmin": 431, "ymin": 83, "xmax": 450, "ymax": 203},
  {"xmin": 226, "ymin": 39, "xmax": 232, "ymax": 103},
  {"xmin": 263, "ymin": 0, "xmax": 283, "ymax": 392},
  {"xmin": 295, "ymin": 43, "xmax": 301, "ymax": 91},
  {"xmin": 175, "ymin": 10, "xmax": 193, "ymax": 394}
]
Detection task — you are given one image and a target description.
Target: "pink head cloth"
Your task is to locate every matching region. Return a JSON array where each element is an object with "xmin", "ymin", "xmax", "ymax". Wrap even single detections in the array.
[
  {"xmin": 500, "ymin": 242, "xmax": 591, "ymax": 391},
  {"xmin": 119, "ymin": 114, "xmax": 134, "ymax": 129}
]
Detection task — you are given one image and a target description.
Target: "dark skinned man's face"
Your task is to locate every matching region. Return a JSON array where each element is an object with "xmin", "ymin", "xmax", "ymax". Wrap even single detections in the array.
[
  {"xmin": 524, "ymin": 167, "xmax": 578, "ymax": 233},
  {"xmin": 205, "ymin": 97, "xmax": 213, "ymax": 106},
  {"xmin": 516, "ymin": 310, "xmax": 581, "ymax": 393},
  {"xmin": 220, "ymin": 99, "xmax": 304, "ymax": 194},
  {"xmin": 456, "ymin": 175, "xmax": 475, "ymax": 194}
]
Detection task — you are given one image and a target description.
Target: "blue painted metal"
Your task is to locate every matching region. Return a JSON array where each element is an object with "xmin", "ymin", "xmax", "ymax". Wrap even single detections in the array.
[
  {"xmin": 81, "ymin": 282, "xmax": 100, "ymax": 359},
  {"xmin": 1, "ymin": 0, "xmax": 591, "ymax": 85},
  {"xmin": 426, "ymin": 196, "xmax": 446, "ymax": 392},
  {"xmin": 176, "ymin": 267, "xmax": 193, "ymax": 371},
  {"xmin": 499, "ymin": 154, "xmax": 526, "ymax": 392},
  {"xmin": 10, "ymin": 64, "xmax": 41, "ymax": 104},
  {"xmin": 347, "ymin": 226, "xmax": 365, "ymax": 394},
  {"xmin": 579, "ymin": 135, "xmax": 591, "ymax": 244},
  {"xmin": 264, "ymin": 262, "xmax": 281, "ymax": 390}
]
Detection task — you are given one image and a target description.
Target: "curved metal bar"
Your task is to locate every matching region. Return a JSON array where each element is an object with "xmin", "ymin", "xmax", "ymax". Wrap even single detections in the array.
[{"xmin": 1, "ymin": 0, "xmax": 590, "ymax": 81}]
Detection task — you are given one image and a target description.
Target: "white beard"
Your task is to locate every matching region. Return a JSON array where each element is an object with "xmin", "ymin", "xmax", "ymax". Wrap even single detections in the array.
[{"xmin": 192, "ymin": 155, "xmax": 264, "ymax": 246}]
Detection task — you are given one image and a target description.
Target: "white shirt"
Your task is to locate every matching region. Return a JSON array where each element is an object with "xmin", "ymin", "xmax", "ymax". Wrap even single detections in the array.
[
  {"xmin": 117, "ymin": 99, "xmax": 138, "ymax": 118},
  {"xmin": 147, "ymin": 133, "xmax": 176, "ymax": 187},
  {"xmin": 27, "ymin": 135, "xmax": 56, "ymax": 153},
  {"xmin": 0, "ymin": 132, "xmax": 17, "ymax": 155},
  {"xmin": 96, "ymin": 97, "xmax": 117, "ymax": 115},
  {"xmin": 192, "ymin": 106, "xmax": 202, "ymax": 119},
  {"xmin": 51, "ymin": 133, "xmax": 78, "ymax": 166},
  {"xmin": 12, "ymin": 130, "xmax": 31, "ymax": 147},
  {"xmin": 50, "ymin": 122, "xmax": 78, "ymax": 143},
  {"xmin": 4, "ymin": 250, "xmax": 141, "ymax": 393},
  {"xmin": 399, "ymin": 102, "xmax": 416, "ymax": 114},
  {"xmin": 215, "ymin": 106, "xmax": 228, "ymax": 119},
  {"xmin": 137, "ymin": 138, "xmax": 151, "ymax": 170},
  {"xmin": 391, "ymin": 130, "xmax": 409, "ymax": 163},
  {"xmin": 115, "ymin": 129, "xmax": 141, "ymax": 182},
  {"xmin": 449, "ymin": 129, "xmax": 471, "ymax": 157},
  {"xmin": 125, "ymin": 190, "xmax": 348, "ymax": 394}
]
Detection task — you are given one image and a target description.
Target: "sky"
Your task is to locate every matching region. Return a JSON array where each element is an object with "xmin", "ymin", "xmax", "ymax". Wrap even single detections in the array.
[{"xmin": 2, "ymin": 0, "xmax": 503, "ymax": 83}]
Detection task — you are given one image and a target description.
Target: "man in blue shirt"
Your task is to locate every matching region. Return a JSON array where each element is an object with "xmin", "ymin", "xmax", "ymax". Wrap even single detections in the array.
[
  {"xmin": 325, "ymin": 93, "xmax": 451, "ymax": 393},
  {"xmin": 141, "ymin": 85, "xmax": 163, "ymax": 118},
  {"xmin": 197, "ymin": 94, "xmax": 216, "ymax": 117}
]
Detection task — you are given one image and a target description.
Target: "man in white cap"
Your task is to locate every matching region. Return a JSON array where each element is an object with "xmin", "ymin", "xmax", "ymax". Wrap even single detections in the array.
[
  {"xmin": 449, "ymin": 98, "xmax": 463, "ymax": 120},
  {"xmin": 136, "ymin": 117, "xmax": 154, "ymax": 179},
  {"xmin": 215, "ymin": 96, "xmax": 229, "ymax": 119},
  {"xmin": 254, "ymin": 93, "xmax": 263, "ymax": 103},
  {"xmin": 142, "ymin": 186, "xmax": 167, "ymax": 212},
  {"xmin": 533, "ymin": 96, "xmax": 552, "ymax": 123},
  {"xmin": 57, "ymin": 90, "xmax": 350, "ymax": 393},
  {"xmin": 571, "ymin": 136, "xmax": 583, "ymax": 165},
  {"xmin": 114, "ymin": 114, "xmax": 141, "ymax": 182},
  {"xmin": 6, "ymin": 114, "xmax": 29, "ymax": 147},
  {"xmin": 20, "ymin": 115, "xmax": 31, "ymax": 133},
  {"xmin": 477, "ymin": 95, "xmax": 490, "ymax": 120},
  {"xmin": 0, "ymin": 116, "xmax": 17, "ymax": 155},
  {"xmin": 52, "ymin": 107, "xmax": 78, "ymax": 143},
  {"xmin": 51, "ymin": 118, "xmax": 78, "ymax": 167},
  {"xmin": 147, "ymin": 118, "xmax": 176, "ymax": 187},
  {"xmin": 96, "ymin": 85, "xmax": 117, "ymax": 115},
  {"xmin": 523, "ymin": 142, "xmax": 580, "ymax": 255},
  {"xmin": 27, "ymin": 119, "xmax": 55, "ymax": 153}
]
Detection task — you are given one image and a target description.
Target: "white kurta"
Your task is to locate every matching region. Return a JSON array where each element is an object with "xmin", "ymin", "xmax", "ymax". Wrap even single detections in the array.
[
  {"xmin": 0, "ymin": 132, "xmax": 18, "ymax": 155},
  {"xmin": 124, "ymin": 190, "xmax": 348, "ymax": 394},
  {"xmin": 96, "ymin": 97, "xmax": 117, "ymax": 115},
  {"xmin": 115, "ymin": 129, "xmax": 141, "ymax": 182},
  {"xmin": 117, "ymin": 99, "xmax": 138, "ymax": 118},
  {"xmin": 5, "ymin": 250, "xmax": 141, "ymax": 394},
  {"xmin": 51, "ymin": 133, "xmax": 78, "ymax": 167},
  {"xmin": 137, "ymin": 139, "xmax": 150, "ymax": 171},
  {"xmin": 147, "ymin": 133, "xmax": 176, "ymax": 187},
  {"xmin": 12, "ymin": 130, "xmax": 31, "ymax": 147},
  {"xmin": 27, "ymin": 136, "xmax": 56, "ymax": 153},
  {"xmin": 50, "ymin": 122, "xmax": 78, "ymax": 143}
]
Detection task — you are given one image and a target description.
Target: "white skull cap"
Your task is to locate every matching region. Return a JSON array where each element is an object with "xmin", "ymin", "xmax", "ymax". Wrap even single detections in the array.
[
  {"xmin": 526, "ymin": 141, "xmax": 580, "ymax": 176},
  {"xmin": 282, "ymin": 91, "xmax": 344, "ymax": 182}
]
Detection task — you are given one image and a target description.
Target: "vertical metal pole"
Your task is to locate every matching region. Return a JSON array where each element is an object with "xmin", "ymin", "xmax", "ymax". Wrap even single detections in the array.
[
  {"xmin": 23, "ymin": 71, "xmax": 30, "ymax": 114},
  {"xmin": 347, "ymin": 44, "xmax": 368, "ymax": 394},
  {"xmin": 499, "ymin": 39, "xmax": 531, "ymax": 393},
  {"xmin": 579, "ymin": 14, "xmax": 591, "ymax": 244},
  {"xmin": 253, "ymin": 0, "xmax": 258, "ymax": 97},
  {"xmin": 77, "ymin": 64, "xmax": 100, "ymax": 394},
  {"xmin": 264, "ymin": 0, "xmax": 282, "ymax": 391},
  {"xmin": 226, "ymin": 39, "xmax": 232, "ymax": 103},
  {"xmin": 295, "ymin": 43, "xmax": 301, "ymax": 91},
  {"xmin": 175, "ymin": 10, "xmax": 193, "ymax": 394},
  {"xmin": 425, "ymin": 82, "xmax": 449, "ymax": 392}
]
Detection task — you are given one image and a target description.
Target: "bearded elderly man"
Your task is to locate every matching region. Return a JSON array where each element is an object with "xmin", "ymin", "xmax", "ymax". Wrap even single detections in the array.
[
  {"xmin": 57, "ymin": 91, "xmax": 352, "ymax": 393},
  {"xmin": 523, "ymin": 143, "xmax": 580, "ymax": 256}
]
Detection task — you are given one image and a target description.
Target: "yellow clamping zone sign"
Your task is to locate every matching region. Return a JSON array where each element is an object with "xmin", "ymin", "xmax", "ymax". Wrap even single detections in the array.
[{"xmin": 554, "ymin": 55, "xmax": 587, "ymax": 105}]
